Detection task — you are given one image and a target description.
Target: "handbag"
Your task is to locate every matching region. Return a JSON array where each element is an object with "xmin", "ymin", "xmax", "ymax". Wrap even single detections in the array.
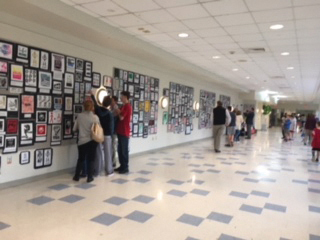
[{"xmin": 91, "ymin": 123, "xmax": 104, "ymax": 143}]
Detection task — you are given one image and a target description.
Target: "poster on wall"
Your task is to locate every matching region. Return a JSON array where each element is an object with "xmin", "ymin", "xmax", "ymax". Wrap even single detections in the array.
[
  {"xmin": 30, "ymin": 49, "xmax": 40, "ymax": 68},
  {"xmin": 19, "ymin": 122, "xmax": 34, "ymax": 146},
  {"xmin": 66, "ymin": 57, "xmax": 75, "ymax": 73},
  {"xmin": 7, "ymin": 96, "xmax": 19, "ymax": 118},
  {"xmin": 64, "ymin": 73, "xmax": 74, "ymax": 94},
  {"xmin": 37, "ymin": 95, "xmax": 52, "ymax": 109},
  {"xmin": 63, "ymin": 116, "xmax": 73, "ymax": 139},
  {"xmin": 3, "ymin": 135, "xmax": 18, "ymax": 154},
  {"xmin": 199, "ymin": 90, "xmax": 216, "ymax": 129},
  {"xmin": 219, "ymin": 95, "xmax": 231, "ymax": 108},
  {"xmin": 51, "ymin": 53, "xmax": 65, "ymax": 80},
  {"xmin": 51, "ymin": 124, "xmax": 62, "ymax": 146},
  {"xmin": 16, "ymin": 45, "xmax": 29, "ymax": 64},
  {"xmin": 20, "ymin": 151, "xmax": 30, "ymax": 165},
  {"xmin": 24, "ymin": 68, "xmax": 37, "ymax": 92},
  {"xmin": 40, "ymin": 51, "xmax": 50, "ymax": 70},
  {"xmin": 48, "ymin": 110, "xmax": 62, "ymax": 124},
  {"xmin": 20, "ymin": 94, "xmax": 35, "ymax": 119},
  {"xmin": 0, "ymin": 41, "xmax": 13, "ymax": 60},
  {"xmin": 38, "ymin": 71, "xmax": 52, "ymax": 93},
  {"xmin": 10, "ymin": 64, "xmax": 24, "ymax": 87},
  {"xmin": 35, "ymin": 124, "xmax": 47, "ymax": 142}
]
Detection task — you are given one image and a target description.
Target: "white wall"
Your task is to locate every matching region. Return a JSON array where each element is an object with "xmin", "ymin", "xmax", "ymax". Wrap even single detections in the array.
[{"xmin": 0, "ymin": 21, "xmax": 242, "ymax": 184}]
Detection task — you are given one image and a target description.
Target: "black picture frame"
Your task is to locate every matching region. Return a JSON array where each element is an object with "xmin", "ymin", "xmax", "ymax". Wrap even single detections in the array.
[
  {"xmin": 7, "ymin": 95, "xmax": 19, "ymax": 118},
  {"xmin": 36, "ymin": 95, "xmax": 52, "ymax": 109},
  {"xmin": 51, "ymin": 124, "xmax": 62, "ymax": 146},
  {"xmin": 24, "ymin": 68, "xmax": 37, "ymax": 93},
  {"xmin": 0, "ymin": 75, "xmax": 8, "ymax": 90},
  {"xmin": 43, "ymin": 148, "xmax": 53, "ymax": 167},
  {"xmin": 36, "ymin": 110, "xmax": 47, "ymax": 123},
  {"xmin": 0, "ymin": 40, "xmax": 14, "ymax": 61},
  {"xmin": 92, "ymin": 72, "xmax": 101, "ymax": 87},
  {"xmin": 63, "ymin": 116, "xmax": 73, "ymax": 139},
  {"xmin": 19, "ymin": 121, "xmax": 34, "ymax": 147},
  {"xmin": 40, "ymin": 51, "xmax": 50, "ymax": 71},
  {"xmin": 0, "ymin": 117, "xmax": 6, "ymax": 133},
  {"xmin": 29, "ymin": 48, "xmax": 40, "ymax": 69},
  {"xmin": 10, "ymin": 63, "xmax": 24, "ymax": 88},
  {"xmin": 20, "ymin": 94, "xmax": 36, "ymax": 120},
  {"xmin": 34, "ymin": 148, "xmax": 44, "ymax": 169},
  {"xmin": 15, "ymin": 45, "xmax": 29, "ymax": 64},
  {"xmin": 20, "ymin": 151, "xmax": 30, "ymax": 165},
  {"xmin": 0, "ymin": 135, "xmax": 4, "ymax": 149},
  {"xmin": 2, "ymin": 135, "xmax": 18, "ymax": 154}
]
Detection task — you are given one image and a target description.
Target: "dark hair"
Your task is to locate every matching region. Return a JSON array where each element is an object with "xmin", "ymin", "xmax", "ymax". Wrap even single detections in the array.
[
  {"xmin": 112, "ymin": 96, "xmax": 118, "ymax": 102},
  {"xmin": 317, "ymin": 122, "xmax": 320, "ymax": 127},
  {"xmin": 121, "ymin": 91, "xmax": 130, "ymax": 100},
  {"xmin": 251, "ymin": 108, "xmax": 255, "ymax": 111},
  {"xmin": 227, "ymin": 106, "xmax": 232, "ymax": 111},
  {"xmin": 102, "ymin": 96, "xmax": 112, "ymax": 108},
  {"xmin": 217, "ymin": 101, "xmax": 222, "ymax": 106},
  {"xmin": 237, "ymin": 110, "xmax": 242, "ymax": 115}
]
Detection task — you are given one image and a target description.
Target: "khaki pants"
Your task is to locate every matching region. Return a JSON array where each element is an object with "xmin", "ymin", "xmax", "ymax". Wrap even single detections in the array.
[{"xmin": 213, "ymin": 125, "xmax": 225, "ymax": 150}]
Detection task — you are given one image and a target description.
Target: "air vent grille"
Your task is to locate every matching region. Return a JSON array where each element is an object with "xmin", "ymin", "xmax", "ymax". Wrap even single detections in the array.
[{"xmin": 243, "ymin": 48, "xmax": 266, "ymax": 53}]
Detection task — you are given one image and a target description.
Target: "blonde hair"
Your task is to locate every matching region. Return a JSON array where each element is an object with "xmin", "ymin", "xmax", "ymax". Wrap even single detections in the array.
[{"xmin": 84, "ymin": 100, "xmax": 94, "ymax": 112}]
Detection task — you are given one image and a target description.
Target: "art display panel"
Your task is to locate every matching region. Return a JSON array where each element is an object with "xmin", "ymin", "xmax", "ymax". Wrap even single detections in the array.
[{"xmin": 199, "ymin": 90, "xmax": 216, "ymax": 129}]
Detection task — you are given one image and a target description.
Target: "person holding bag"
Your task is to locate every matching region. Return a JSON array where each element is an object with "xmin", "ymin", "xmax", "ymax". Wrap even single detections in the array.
[{"xmin": 73, "ymin": 100, "xmax": 100, "ymax": 183}]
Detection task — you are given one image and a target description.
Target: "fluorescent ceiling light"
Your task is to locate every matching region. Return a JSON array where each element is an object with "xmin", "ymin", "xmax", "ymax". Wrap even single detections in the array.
[
  {"xmin": 178, "ymin": 33, "xmax": 188, "ymax": 38},
  {"xmin": 281, "ymin": 52, "xmax": 290, "ymax": 56},
  {"xmin": 232, "ymin": 68, "xmax": 239, "ymax": 72},
  {"xmin": 270, "ymin": 24, "xmax": 284, "ymax": 30},
  {"xmin": 246, "ymin": 76, "xmax": 250, "ymax": 79},
  {"xmin": 287, "ymin": 66, "xmax": 294, "ymax": 70},
  {"xmin": 212, "ymin": 56, "xmax": 220, "ymax": 59}
]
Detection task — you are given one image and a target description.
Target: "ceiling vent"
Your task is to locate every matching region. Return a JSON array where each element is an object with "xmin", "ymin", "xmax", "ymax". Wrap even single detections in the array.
[
  {"xmin": 270, "ymin": 76, "xmax": 285, "ymax": 79},
  {"xmin": 243, "ymin": 48, "xmax": 266, "ymax": 53}
]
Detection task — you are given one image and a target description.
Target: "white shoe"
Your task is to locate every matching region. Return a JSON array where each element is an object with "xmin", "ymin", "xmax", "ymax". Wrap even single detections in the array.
[{"xmin": 107, "ymin": 172, "xmax": 114, "ymax": 177}]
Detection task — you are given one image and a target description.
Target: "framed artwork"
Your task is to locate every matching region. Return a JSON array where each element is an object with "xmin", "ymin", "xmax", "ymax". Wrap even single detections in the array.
[
  {"xmin": 138, "ymin": 122, "xmax": 143, "ymax": 137},
  {"xmin": 37, "ymin": 95, "xmax": 52, "ymax": 109},
  {"xmin": 0, "ymin": 135, "xmax": 4, "ymax": 148},
  {"xmin": 19, "ymin": 121, "xmax": 34, "ymax": 146},
  {"xmin": 133, "ymin": 100, "xmax": 139, "ymax": 112},
  {"xmin": 53, "ymin": 96, "xmax": 63, "ymax": 110},
  {"xmin": 7, "ymin": 96, "xmax": 19, "ymax": 118},
  {"xmin": 34, "ymin": 149, "xmax": 44, "ymax": 169},
  {"xmin": 51, "ymin": 124, "xmax": 62, "ymax": 145},
  {"xmin": 38, "ymin": 71, "xmax": 52, "ymax": 93},
  {"xmin": 132, "ymin": 124, "xmax": 138, "ymax": 137},
  {"xmin": 7, "ymin": 119, "xmax": 18, "ymax": 134},
  {"xmin": 20, "ymin": 151, "xmax": 30, "ymax": 165},
  {"xmin": 132, "ymin": 113, "xmax": 138, "ymax": 124},
  {"xmin": 43, "ymin": 148, "xmax": 53, "ymax": 167},
  {"xmin": 103, "ymin": 75, "xmax": 112, "ymax": 88},
  {"xmin": 16, "ymin": 45, "xmax": 29, "ymax": 64},
  {"xmin": 24, "ymin": 68, "xmax": 37, "ymax": 92},
  {"xmin": 0, "ymin": 61, "xmax": 8, "ymax": 73},
  {"xmin": 40, "ymin": 51, "xmax": 50, "ymax": 70},
  {"xmin": 0, "ymin": 95, "xmax": 6, "ymax": 110},
  {"xmin": 139, "ymin": 111, "xmax": 144, "ymax": 122},
  {"xmin": 85, "ymin": 82, "xmax": 92, "ymax": 96},
  {"xmin": 66, "ymin": 56, "xmax": 75, "ymax": 73},
  {"xmin": 36, "ymin": 110, "xmax": 47, "ymax": 123},
  {"xmin": 73, "ymin": 104, "xmax": 83, "ymax": 122},
  {"xmin": 52, "ymin": 80, "xmax": 62, "ymax": 95},
  {"xmin": 64, "ymin": 96, "xmax": 73, "ymax": 114},
  {"xmin": 140, "ymin": 75, "xmax": 145, "ymax": 88},
  {"xmin": 84, "ymin": 61, "xmax": 92, "ymax": 80},
  {"xmin": 10, "ymin": 64, "xmax": 24, "ymax": 87},
  {"xmin": 64, "ymin": 73, "xmax": 74, "ymax": 94},
  {"xmin": 0, "ymin": 117, "xmax": 5, "ymax": 133},
  {"xmin": 51, "ymin": 53, "xmax": 65, "ymax": 80},
  {"xmin": 0, "ymin": 41, "xmax": 13, "ymax": 60},
  {"xmin": 36, "ymin": 124, "xmax": 47, "ymax": 142},
  {"xmin": 76, "ymin": 58, "xmax": 84, "ymax": 72},
  {"xmin": 48, "ymin": 110, "xmax": 62, "ymax": 124},
  {"xmin": 75, "ymin": 72, "xmax": 83, "ymax": 82},
  {"xmin": 20, "ymin": 94, "xmax": 35, "ymax": 119},
  {"xmin": 30, "ymin": 49, "xmax": 40, "ymax": 68},
  {"xmin": 123, "ymin": 71, "xmax": 128, "ymax": 81},
  {"xmin": 128, "ymin": 72, "xmax": 134, "ymax": 82},
  {"xmin": 128, "ymin": 84, "xmax": 134, "ymax": 98},
  {"xmin": 134, "ymin": 73, "xmax": 140, "ymax": 84},
  {"xmin": 3, "ymin": 135, "xmax": 18, "ymax": 154},
  {"xmin": 63, "ymin": 116, "xmax": 73, "ymax": 139},
  {"xmin": 134, "ymin": 85, "xmax": 140, "ymax": 99},
  {"xmin": 92, "ymin": 72, "xmax": 101, "ymax": 87},
  {"xmin": 0, "ymin": 75, "xmax": 8, "ymax": 90}
]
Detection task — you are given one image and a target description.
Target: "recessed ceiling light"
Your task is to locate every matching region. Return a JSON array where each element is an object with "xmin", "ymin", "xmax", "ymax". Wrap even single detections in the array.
[
  {"xmin": 232, "ymin": 68, "xmax": 239, "ymax": 72},
  {"xmin": 270, "ymin": 24, "xmax": 284, "ymax": 30},
  {"xmin": 212, "ymin": 56, "xmax": 221, "ymax": 59},
  {"xmin": 178, "ymin": 33, "xmax": 188, "ymax": 38},
  {"xmin": 281, "ymin": 52, "xmax": 290, "ymax": 56},
  {"xmin": 287, "ymin": 66, "xmax": 294, "ymax": 70},
  {"xmin": 246, "ymin": 76, "xmax": 250, "ymax": 79},
  {"xmin": 291, "ymin": 76, "xmax": 295, "ymax": 79}
]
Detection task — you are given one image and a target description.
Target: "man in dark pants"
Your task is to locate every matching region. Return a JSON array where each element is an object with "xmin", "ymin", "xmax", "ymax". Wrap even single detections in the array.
[
  {"xmin": 213, "ymin": 101, "xmax": 231, "ymax": 153},
  {"xmin": 114, "ymin": 91, "xmax": 132, "ymax": 174},
  {"xmin": 246, "ymin": 108, "xmax": 255, "ymax": 139}
]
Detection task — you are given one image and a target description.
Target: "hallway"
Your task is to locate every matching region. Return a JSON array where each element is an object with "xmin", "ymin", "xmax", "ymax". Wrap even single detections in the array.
[{"xmin": 0, "ymin": 129, "xmax": 319, "ymax": 240}]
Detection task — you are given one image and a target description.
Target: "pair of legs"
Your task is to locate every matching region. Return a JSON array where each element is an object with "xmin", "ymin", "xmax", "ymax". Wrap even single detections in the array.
[
  {"xmin": 234, "ymin": 129, "xmax": 241, "ymax": 142},
  {"xmin": 95, "ymin": 136, "xmax": 113, "ymax": 175},
  {"xmin": 112, "ymin": 134, "xmax": 118, "ymax": 167},
  {"xmin": 246, "ymin": 124, "xmax": 252, "ymax": 139},
  {"xmin": 74, "ymin": 140, "xmax": 98, "ymax": 182},
  {"xmin": 290, "ymin": 130, "xmax": 295, "ymax": 140},
  {"xmin": 304, "ymin": 129, "xmax": 313, "ymax": 145},
  {"xmin": 284, "ymin": 129, "xmax": 290, "ymax": 141},
  {"xmin": 312, "ymin": 148, "xmax": 320, "ymax": 162},
  {"xmin": 213, "ymin": 125, "xmax": 225, "ymax": 152},
  {"xmin": 226, "ymin": 126, "xmax": 235, "ymax": 146},
  {"xmin": 117, "ymin": 134, "xmax": 129, "ymax": 172}
]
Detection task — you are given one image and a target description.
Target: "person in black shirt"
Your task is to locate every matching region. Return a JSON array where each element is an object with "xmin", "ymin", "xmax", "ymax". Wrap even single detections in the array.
[
  {"xmin": 245, "ymin": 108, "xmax": 255, "ymax": 139},
  {"xmin": 213, "ymin": 101, "xmax": 231, "ymax": 153}
]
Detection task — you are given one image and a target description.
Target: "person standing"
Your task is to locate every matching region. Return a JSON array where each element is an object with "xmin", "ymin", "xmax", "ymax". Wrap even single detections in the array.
[
  {"xmin": 73, "ymin": 100, "xmax": 100, "ymax": 183},
  {"xmin": 283, "ymin": 114, "xmax": 292, "ymax": 142},
  {"xmin": 111, "ymin": 96, "xmax": 119, "ymax": 167},
  {"xmin": 245, "ymin": 108, "xmax": 255, "ymax": 139},
  {"xmin": 213, "ymin": 101, "xmax": 231, "ymax": 153},
  {"xmin": 91, "ymin": 91, "xmax": 114, "ymax": 176},
  {"xmin": 312, "ymin": 122, "xmax": 320, "ymax": 162},
  {"xmin": 235, "ymin": 110, "xmax": 244, "ymax": 142},
  {"xmin": 281, "ymin": 113, "xmax": 287, "ymax": 139},
  {"xmin": 115, "ymin": 91, "xmax": 132, "ymax": 174},
  {"xmin": 304, "ymin": 114, "xmax": 316, "ymax": 145},
  {"xmin": 290, "ymin": 113, "xmax": 297, "ymax": 140},
  {"xmin": 226, "ymin": 106, "xmax": 236, "ymax": 147}
]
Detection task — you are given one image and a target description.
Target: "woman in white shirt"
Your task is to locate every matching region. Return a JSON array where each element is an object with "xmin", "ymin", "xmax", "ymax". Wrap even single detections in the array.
[{"xmin": 235, "ymin": 110, "xmax": 244, "ymax": 142}]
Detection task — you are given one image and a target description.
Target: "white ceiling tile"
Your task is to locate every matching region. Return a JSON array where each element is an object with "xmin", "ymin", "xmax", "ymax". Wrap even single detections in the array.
[
  {"xmin": 225, "ymin": 24, "xmax": 260, "ymax": 35},
  {"xmin": 154, "ymin": 0, "xmax": 197, "ymax": 8},
  {"xmin": 107, "ymin": 14, "xmax": 146, "ymax": 27},
  {"xmin": 155, "ymin": 40, "xmax": 184, "ymax": 48},
  {"xmin": 123, "ymin": 25, "xmax": 161, "ymax": 35},
  {"xmin": 232, "ymin": 33, "xmax": 264, "ymax": 42},
  {"xmin": 165, "ymin": 45, "xmax": 192, "ymax": 53},
  {"xmin": 267, "ymin": 39, "xmax": 297, "ymax": 46},
  {"xmin": 297, "ymin": 29, "xmax": 320, "ymax": 38},
  {"xmin": 189, "ymin": 44, "xmax": 215, "ymax": 51},
  {"xmin": 245, "ymin": 0, "xmax": 292, "ymax": 11},
  {"xmin": 82, "ymin": 0, "xmax": 127, "ymax": 16},
  {"xmin": 237, "ymin": 41, "xmax": 268, "ymax": 48},
  {"xmin": 257, "ymin": 21, "xmax": 295, "ymax": 32},
  {"xmin": 100, "ymin": 17, "xmax": 120, "ymax": 27},
  {"xmin": 202, "ymin": 0, "xmax": 248, "ymax": 16},
  {"xmin": 180, "ymin": 38, "xmax": 208, "ymax": 46},
  {"xmin": 215, "ymin": 13, "xmax": 255, "ymax": 27},
  {"xmin": 294, "ymin": 5, "xmax": 320, "ymax": 19},
  {"xmin": 296, "ymin": 19, "xmax": 320, "ymax": 29},
  {"xmin": 182, "ymin": 17, "xmax": 219, "ymax": 30},
  {"xmin": 111, "ymin": 0, "xmax": 161, "ymax": 12},
  {"xmin": 213, "ymin": 43, "xmax": 240, "ymax": 50},
  {"xmin": 166, "ymin": 4, "xmax": 209, "ymax": 20},
  {"xmin": 195, "ymin": 28, "xmax": 228, "ymax": 37},
  {"xmin": 71, "ymin": 0, "xmax": 97, "ymax": 3},
  {"xmin": 153, "ymin": 21, "xmax": 189, "ymax": 32},
  {"xmin": 205, "ymin": 36, "xmax": 235, "ymax": 44},
  {"xmin": 252, "ymin": 8, "xmax": 294, "ymax": 23},
  {"xmin": 135, "ymin": 9, "xmax": 176, "ymax": 24},
  {"xmin": 293, "ymin": 0, "xmax": 320, "ymax": 6},
  {"xmin": 263, "ymin": 31, "xmax": 296, "ymax": 40},
  {"xmin": 142, "ymin": 33, "xmax": 173, "ymax": 41},
  {"xmin": 298, "ymin": 38, "xmax": 319, "ymax": 44},
  {"xmin": 74, "ymin": 5, "xmax": 100, "ymax": 17}
]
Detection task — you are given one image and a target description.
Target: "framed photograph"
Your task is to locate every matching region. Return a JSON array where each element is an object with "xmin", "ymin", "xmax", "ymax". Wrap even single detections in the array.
[
  {"xmin": 34, "ymin": 149, "xmax": 44, "ymax": 169},
  {"xmin": 0, "ymin": 95, "xmax": 6, "ymax": 110},
  {"xmin": 0, "ymin": 60, "xmax": 8, "ymax": 73},
  {"xmin": 133, "ymin": 113, "xmax": 138, "ymax": 124},
  {"xmin": 73, "ymin": 104, "xmax": 83, "ymax": 122},
  {"xmin": 123, "ymin": 71, "xmax": 128, "ymax": 81},
  {"xmin": 19, "ymin": 121, "xmax": 34, "ymax": 146},
  {"xmin": 0, "ymin": 41, "xmax": 13, "ymax": 60},
  {"xmin": 85, "ymin": 83, "xmax": 92, "ymax": 96},
  {"xmin": 134, "ymin": 85, "xmax": 140, "ymax": 99},
  {"xmin": 21, "ymin": 94, "xmax": 35, "ymax": 119},
  {"xmin": 7, "ymin": 119, "xmax": 18, "ymax": 134},
  {"xmin": 128, "ymin": 72, "xmax": 134, "ymax": 83},
  {"xmin": 52, "ymin": 80, "xmax": 62, "ymax": 95},
  {"xmin": 64, "ymin": 96, "xmax": 73, "ymax": 114},
  {"xmin": 48, "ymin": 110, "xmax": 62, "ymax": 124},
  {"xmin": 51, "ymin": 53, "xmax": 65, "ymax": 80},
  {"xmin": 3, "ymin": 135, "xmax": 17, "ymax": 154},
  {"xmin": 63, "ymin": 116, "xmax": 73, "ymax": 139},
  {"xmin": 140, "ymin": 75, "xmax": 145, "ymax": 88},
  {"xmin": 10, "ymin": 64, "xmax": 24, "ymax": 87},
  {"xmin": 0, "ymin": 135, "xmax": 4, "ymax": 148},
  {"xmin": 66, "ymin": 56, "xmax": 75, "ymax": 73},
  {"xmin": 36, "ymin": 110, "xmax": 47, "ymax": 123},
  {"xmin": 103, "ymin": 75, "xmax": 112, "ymax": 88},
  {"xmin": 133, "ymin": 100, "xmax": 139, "ymax": 112},
  {"xmin": 51, "ymin": 124, "xmax": 62, "ymax": 145},
  {"xmin": 75, "ymin": 71, "xmax": 83, "ymax": 82},
  {"xmin": 134, "ymin": 73, "xmax": 140, "ymax": 84},
  {"xmin": 36, "ymin": 124, "xmax": 47, "ymax": 142},
  {"xmin": 38, "ymin": 71, "xmax": 52, "ymax": 93},
  {"xmin": 84, "ymin": 61, "xmax": 92, "ymax": 80},
  {"xmin": 30, "ymin": 49, "xmax": 40, "ymax": 68},
  {"xmin": 20, "ymin": 151, "xmax": 30, "ymax": 165},
  {"xmin": 15, "ymin": 45, "xmax": 29, "ymax": 64},
  {"xmin": 7, "ymin": 96, "xmax": 19, "ymax": 118},
  {"xmin": 37, "ymin": 95, "xmax": 52, "ymax": 109},
  {"xmin": 0, "ymin": 117, "xmax": 5, "ymax": 133},
  {"xmin": 24, "ymin": 68, "xmax": 37, "ymax": 92},
  {"xmin": 64, "ymin": 73, "xmax": 74, "ymax": 94},
  {"xmin": 0, "ymin": 75, "xmax": 8, "ymax": 90},
  {"xmin": 53, "ymin": 96, "xmax": 63, "ymax": 110},
  {"xmin": 92, "ymin": 72, "xmax": 101, "ymax": 87},
  {"xmin": 76, "ymin": 58, "xmax": 84, "ymax": 72},
  {"xmin": 43, "ymin": 148, "xmax": 53, "ymax": 167},
  {"xmin": 40, "ymin": 51, "xmax": 50, "ymax": 70}
]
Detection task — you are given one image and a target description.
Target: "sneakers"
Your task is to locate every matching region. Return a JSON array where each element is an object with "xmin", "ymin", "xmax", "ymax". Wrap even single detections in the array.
[
  {"xmin": 73, "ymin": 176, "xmax": 79, "ymax": 182},
  {"xmin": 107, "ymin": 172, "xmax": 114, "ymax": 177},
  {"xmin": 215, "ymin": 149, "xmax": 221, "ymax": 153},
  {"xmin": 87, "ymin": 177, "xmax": 94, "ymax": 183},
  {"xmin": 119, "ymin": 169, "xmax": 129, "ymax": 174},
  {"xmin": 114, "ymin": 167, "xmax": 122, "ymax": 172}
]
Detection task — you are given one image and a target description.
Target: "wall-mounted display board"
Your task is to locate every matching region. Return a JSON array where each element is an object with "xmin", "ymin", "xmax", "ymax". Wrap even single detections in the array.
[
  {"xmin": 114, "ymin": 68, "xmax": 159, "ymax": 138},
  {"xmin": 199, "ymin": 90, "xmax": 216, "ymax": 129},
  {"xmin": 0, "ymin": 39, "xmax": 102, "ymax": 167},
  {"xmin": 167, "ymin": 82, "xmax": 194, "ymax": 135},
  {"xmin": 219, "ymin": 94, "xmax": 231, "ymax": 108}
]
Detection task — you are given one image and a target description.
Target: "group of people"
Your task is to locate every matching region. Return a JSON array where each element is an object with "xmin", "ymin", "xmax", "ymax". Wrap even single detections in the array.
[
  {"xmin": 72, "ymin": 91, "xmax": 132, "ymax": 183},
  {"xmin": 212, "ymin": 101, "xmax": 255, "ymax": 153}
]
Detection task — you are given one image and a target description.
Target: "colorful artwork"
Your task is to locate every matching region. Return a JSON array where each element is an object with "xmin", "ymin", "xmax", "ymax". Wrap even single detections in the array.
[{"xmin": 21, "ymin": 95, "xmax": 35, "ymax": 114}]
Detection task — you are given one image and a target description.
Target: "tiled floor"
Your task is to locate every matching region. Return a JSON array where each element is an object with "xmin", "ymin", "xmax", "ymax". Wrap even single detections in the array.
[{"xmin": 0, "ymin": 129, "xmax": 320, "ymax": 240}]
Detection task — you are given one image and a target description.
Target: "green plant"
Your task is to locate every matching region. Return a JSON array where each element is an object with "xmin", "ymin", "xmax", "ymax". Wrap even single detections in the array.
[{"xmin": 263, "ymin": 105, "xmax": 272, "ymax": 115}]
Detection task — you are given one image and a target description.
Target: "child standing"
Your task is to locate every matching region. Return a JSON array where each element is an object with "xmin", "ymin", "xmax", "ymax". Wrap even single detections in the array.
[
  {"xmin": 312, "ymin": 122, "xmax": 320, "ymax": 162},
  {"xmin": 283, "ymin": 115, "xmax": 291, "ymax": 142}
]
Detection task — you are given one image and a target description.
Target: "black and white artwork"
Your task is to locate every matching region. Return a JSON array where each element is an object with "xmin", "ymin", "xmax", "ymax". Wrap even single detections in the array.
[
  {"xmin": 20, "ymin": 151, "xmax": 30, "ymax": 165},
  {"xmin": 0, "ymin": 135, "xmax": 4, "ymax": 148},
  {"xmin": 75, "ymin": 71, "xmax": 83, "ymax": 82},
  {"xmin": 30, "ymin": 49, "xmax": 40, "ymax": 68},
  {"xmin": 37, "ymin": 95, "xmax": 52, "ymax": 109},
  {"xmin": 20, "ymin": 122, "xmax": 34, "ymax": 146},
  {"xmin": 92, "ymin": 72, "xmax": 101, "ymax": 87},
  {"xmin": 53, "ymin": 97, "xmax": 63, "ymax": 110},
  {"xmin": 199, "ymin": 90, "xmax": 216, "ymax": 129},
  {"xmin": 0, "ymin": 118, "xmax": 5, "ymax": 133},
  {"xmin": 66, "ymin": 57, "xmax": 75, "ymax": 73},
  {"xmin": 40, "ymin": 51, "xmax": 49, "ymax": 70},
  {"xmin": 64, "ymin": 73, "xmax": 74, "ymax": 94},
  {"xmin": 24, "ymin": 68, "xmax": 37, "ymax": 92},
  {"xmin": 16, "ymin": 45, "xmax": 29, "ymax": 64},
  {"xmin": 64, "ymin": 96, "xmax": 73, "ymax": 114},
  {"xmin": 219, "ymin": 95, "xmax": 231, "ymax": 108},
  {"xmin": 76, "ymin": 58, "xmax": 84, "ymax": 72},
  {"xmin": 43, "ymin": 148, "xmax": 52, "ymax": 167},
  {"xmin": 3, "ymin": 135, "xmax": 17, "ymax": 154},
  {"xmin": 84, "ymin": 61, "xmax": 92, "ymax": 81},
  {"xmin": 51, "ymin": 124, "xmax": 62, "ymax": 145},
  {"xmin": 7, "ymin": 96, "xmax": 19, "ymax": 118},
  {"xmin": 38, "ymin": 71, "xmax": 52, "ymax": 93},
  {"xmin": 34, "ymin": 149, "xmax": 44, "ymax": 169},
  {"xmin": 36, "ymin": 110, "xmax": 47, "ymax": 123},
  {"xmin": 0, "ymin": 76, "xmax": 8, "ymax": 90},
  {"xmin": 52, "ymin": 81, "xmax": 62, "ymax": 95},
  {"xmin": 51, "ymin": 53, "xmax": 65, "ymax": 80}
]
